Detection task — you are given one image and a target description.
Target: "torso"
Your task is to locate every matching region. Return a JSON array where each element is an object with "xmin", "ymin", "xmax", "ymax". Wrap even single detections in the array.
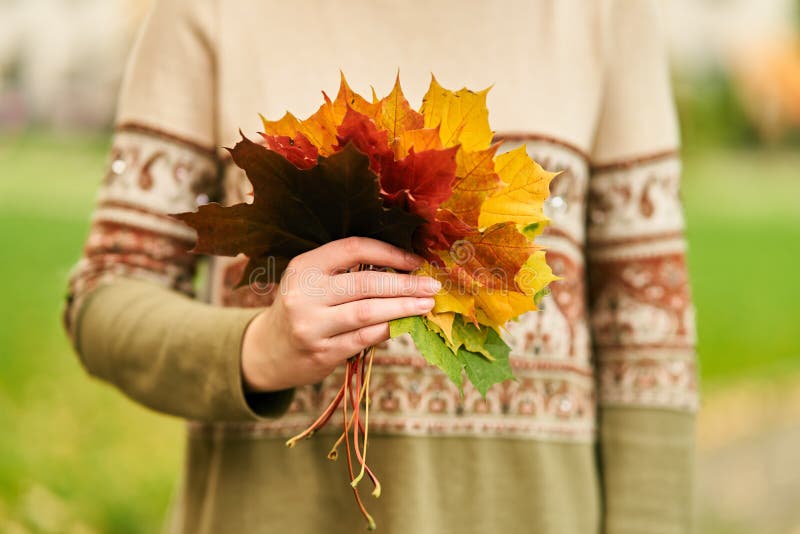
[{"xmin": 202, "ymin": 0, "xmax": 605, "ymax": 442}]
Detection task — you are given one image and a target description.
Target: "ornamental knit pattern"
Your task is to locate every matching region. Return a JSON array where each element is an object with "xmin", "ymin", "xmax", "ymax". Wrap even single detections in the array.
[{"xmin": 65, "ymin": 124, "xmax": 697, "ymax": 443}]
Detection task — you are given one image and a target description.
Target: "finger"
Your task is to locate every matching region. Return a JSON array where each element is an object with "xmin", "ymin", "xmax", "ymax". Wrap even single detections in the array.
[
  {"xmin": 300, "ymin": 237, "xmax": 423, "ymax": 274},
  {"xmin": 325, "ymin": 322, "xmax": 391, "ymax": 363},
  {"xmin": 326, "ymin": 271, "xmax": 441, "ymax": 304},
  {"xmin": 320, "ymin": 297, "xmax": 434, "ymax": 337}
]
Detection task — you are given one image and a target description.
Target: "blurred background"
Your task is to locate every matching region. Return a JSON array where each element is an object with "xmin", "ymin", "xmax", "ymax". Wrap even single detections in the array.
[{"xmin": 1, "ymin": 0, "xmax": 799, "ymax": 532}]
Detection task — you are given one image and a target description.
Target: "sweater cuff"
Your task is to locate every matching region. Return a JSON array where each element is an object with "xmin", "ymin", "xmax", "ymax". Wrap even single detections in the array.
[
  {"xmin": 74, "ymin": 277, "xmax": 295, "ymax": 422},
  {"xmin": 599, "ymin": 406, "xmax": 696, "ymax": 534},
  {"xmin": 227, "ymin": 309, "xmax": 297, "ymax": 420}
]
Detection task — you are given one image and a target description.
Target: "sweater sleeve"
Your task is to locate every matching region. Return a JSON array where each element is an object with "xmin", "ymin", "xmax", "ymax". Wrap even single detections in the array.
[
  {"xmin": 588, "ymin": 1, "xmax": 698, "ymax": 532},
  {"xmin": 63, "ymin": 0, "xmax": 294, "ymax": 422}
]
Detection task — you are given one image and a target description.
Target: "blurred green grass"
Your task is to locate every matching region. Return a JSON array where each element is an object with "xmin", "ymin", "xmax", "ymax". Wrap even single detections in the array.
[
  {"xmin": 681, "ymin": 148, "xmax": 800, "ymax": 380},
  {"xmin": 0, "ymin": 133, "xmax": 181, "ymax": 534},
  {"xmin": 0, "ymin": 131, "xmax": 798, "ymax": 532}
]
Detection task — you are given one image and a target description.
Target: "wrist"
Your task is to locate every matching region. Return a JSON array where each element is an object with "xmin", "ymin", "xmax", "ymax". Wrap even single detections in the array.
[{"xmin": 241, "ymin": 307, "xmax": 279, "ymax": 392}]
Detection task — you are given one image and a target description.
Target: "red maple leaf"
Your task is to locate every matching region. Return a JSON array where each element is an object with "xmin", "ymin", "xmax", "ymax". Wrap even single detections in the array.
[
  {"xmin": 379, "ymin": 145, "xmax": 458, "ymax": 218},
  {"xmin": 335, "ymin": 107, "xmax": 391, "ymax": 173},
  {"xmin": 260, "ymin": 132, "xmax": 318, "ymax": 170}
]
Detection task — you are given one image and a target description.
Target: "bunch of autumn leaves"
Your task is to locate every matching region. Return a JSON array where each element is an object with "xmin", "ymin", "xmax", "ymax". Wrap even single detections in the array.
[{"xmin": 177, "ymin": 73, "xmax": 558, "ymax": 396}]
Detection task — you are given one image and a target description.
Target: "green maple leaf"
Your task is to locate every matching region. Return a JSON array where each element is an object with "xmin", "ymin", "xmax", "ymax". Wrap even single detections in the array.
[
  {"xmin": 390, "ymin": 315, "xmax": 515, "ymax": 397},
  {"xmin": 450, "ymin": 314, "xmax": 493, "ymax": 361},
  {"xmin": 389, "ymin": 316, "xmax": 464, "ymax": 392},
  {"xmin": 456, "ymin": 326, "xmax": 514, "ymax": 396},
  {"xmin": 173, "ymin": 135, "xmax": 424, "ymax": 286}
]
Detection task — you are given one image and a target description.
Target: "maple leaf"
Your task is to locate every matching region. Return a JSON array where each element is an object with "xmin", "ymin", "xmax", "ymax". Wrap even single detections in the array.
[
  {"xmin": 424, "ymin": 310, "xmax": 456, "ymax": 347},
  {"xmin": 413, "ymin": 207, "xmax": 472, "ymax": 256},
  {"xmin": 379, "ymin": 145, "xmax": 459, "ymax": 218},
  {"xmin": 390, "ymin": 315, "xmax": 464, "ymax": 392},
  {"xmin": 260, "ymin": 133, "xmax": 318, "ymax": 170},
  {"xmin": 433, "ymin": 286, "xmax": 475, "ymax": 318},
  {"xmin": 450, "ymin": 315, "xmax": 494, "ymax": 360},
  {"xmin": 468, "ymin": 249, "xmax": 560, "ymax": 330},
  {"xmin": 173, "ymin": 135, "xmax": 423, "ymax": 286},
  {"xmin": 515, "ymin": 250, "xmax": 560, "ymax": 297},
  {"xmin": 392, "ymin": 127, "xmax": 443, "ymax": 159},
  {"xmin": 418, "ymin": 222, "xmax": 539, "ymax": 328},
  {"xmin": 456, "ymin": 329, "xmax": 513, "ymax": 396},
  {"xmin": 260, "ymin": 101, "xmax": 336, "ymax": 153},
  {"xmin": 260, "ymin": 111, "xmax": 302, "ymax": 138},
  {"xmin": 420, "ymin": 75, "xmax": 493, "ymax": 151},
  {"xmin": 478, "ymin": 145, "xmax": 557, "ymax": 228},
  {"xmin": 389, "ymin": 314, "xmax": 514, "ymax": 396},
  {"xmin": 334, "ymin": 109, "xmax": 470, "ymax": 257},
  {"xmin": 261, "ymin": 72, "xmax": 380, "ymax": 155},
  {"xmin": 441, "ymin": 144, "xmax": 501, "ymax": 227},
  {"xmin": 299, "ymin": 73, "xmax": 383, "ymax": 154},
  {"xmin": 379, "ymin": 145, "xmax": 467, "ymax": 255},
  {"xmin": 377, "ymin": 73, "xmax": 424, "ymax": 139},
  {"xmin": 415, "ymin": 261, "xmax": 475, "ymax": 318},
  {"xmin": 294, "ymin": 93, "xmax": 341, "ymax": 154},
  {"xmin": 426, "ymin": 311, "xmax": 500, "ymax": 362},
  {"xmin": 474, "ymin": 288, "xmax": 537, "ymax": 329},
  {"xmin": 451, "ymin": 222, "xmax": 536, "ymax": 292},
  {"xmin": 331, "ymin": 71, "xmax": 382, "ymax": 119},
  {"xmin": 335, "ymin": 107, "xmax": 391, "ymax": 173}
]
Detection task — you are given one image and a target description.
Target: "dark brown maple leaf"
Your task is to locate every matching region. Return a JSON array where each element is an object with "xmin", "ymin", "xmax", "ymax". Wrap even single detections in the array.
[{"xmin": 173, "ymin": 135, "xmax": 424, "ymax": 286}]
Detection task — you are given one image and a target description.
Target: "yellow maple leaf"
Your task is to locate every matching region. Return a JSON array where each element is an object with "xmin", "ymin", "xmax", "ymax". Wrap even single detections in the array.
[
  {"xmin": 329, "ymin": 71, "xmax": 381, "ymax": 120},
  {"xmin": 416, "ymin": 261, "xmax": 476, "ymax": 319},
  {"xmin": 425, "ymin": 310, "xmax": 456, "ymax": 346},
  {"xmin": 434, "ymin": 290, "xmax": 475, "ymax": 318},
  {"xmin": 299, "ymin": 93, "xmax": 344, "ymax": 153},
  {"xmin": 478, "ymin": 145, "xmax": 557, "ymax": 228},
  {"xmin": 420, "ymin": 75, "xmax": 493, "ymax": 151},
  {"xmin": 259, "ymin": 96, "xmax": 338, "ymax": 152},
  {"xmin": 474, "ymin": 288, "xmax": 537, "ymax": 329},
  {"xmin": 260, "ymin": 111, "xmax": 303, "ymax": 138},
  {"xmin": 515, "ymin": 250, "xmax": 560, "ymax": 297},
  {"xmin": 378, "ymin": 73, "xmax": 424, "ymax": 139}
]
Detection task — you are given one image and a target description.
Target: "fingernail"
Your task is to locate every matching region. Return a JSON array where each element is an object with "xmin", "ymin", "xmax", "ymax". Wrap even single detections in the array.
[
  {"xmin": 424, "ymin": 278, "xmax": 442, "ymax": 293},
  {"xmin": 405, "ymin": 251, "xmax": 424, "ymax": 265},
  {"xmin": 417, "ymin": 297, "xmax": 435, "ymax": 311}
]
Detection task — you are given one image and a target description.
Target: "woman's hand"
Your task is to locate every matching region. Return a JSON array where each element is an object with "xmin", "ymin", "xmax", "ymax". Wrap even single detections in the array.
[{"xmin": 241, "ymin": 237, "xmax": 440, "ymax": 392}]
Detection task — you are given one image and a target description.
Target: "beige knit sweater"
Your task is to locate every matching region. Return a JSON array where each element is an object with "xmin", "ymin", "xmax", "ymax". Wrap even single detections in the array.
[{"xmin": 65, "ymin": 1, "xmax": 698, "ymax": 532}]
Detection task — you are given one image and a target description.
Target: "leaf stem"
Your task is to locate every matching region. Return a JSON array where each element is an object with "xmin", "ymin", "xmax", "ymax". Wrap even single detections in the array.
[
  {"xmin": 352, "ymin": 345, "xmax": 376, "ymax": 489},
  {"xmin": 283, "ymin": 264, "xmax": 381, "ymax": 526},
  {"xmin": 285, "ymin": 381, "xmax": 345, "ymax": 448},
  {"xmin": 343, "ymin": 356, "xmax": 376, "ymax": 530}
]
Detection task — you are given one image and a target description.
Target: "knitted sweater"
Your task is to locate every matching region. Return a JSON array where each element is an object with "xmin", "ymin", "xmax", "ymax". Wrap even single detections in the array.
[{"xmin": 64, "ymin": 1, "xmax": 698, "ymax": 532}]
